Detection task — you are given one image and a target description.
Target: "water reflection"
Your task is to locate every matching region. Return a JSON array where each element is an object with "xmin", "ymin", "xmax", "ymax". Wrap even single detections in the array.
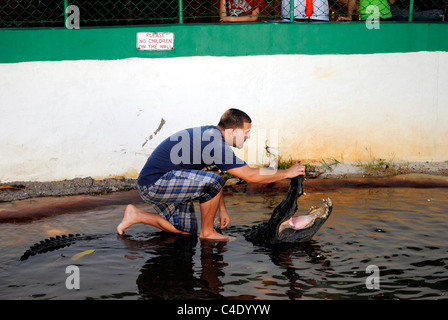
[
  {"xmin": 1, "ymin": 187, "xmax": 447, "ymax": 300},
  {"xmin": 118, "ymin": 231, "xmax": 334, "ymax": 300},
  {"xmin": 266, "ymin": 242, "xmax": 332, "ymax": 300},
  {"xmin": 119, "ymin": 233, "xmax": 234, "ymax": 299}
]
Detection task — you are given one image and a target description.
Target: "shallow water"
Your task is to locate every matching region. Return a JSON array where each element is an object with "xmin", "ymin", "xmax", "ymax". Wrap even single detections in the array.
[{"xmin": 0, "ymin": 187, "xmax": 447, "ymax": 300}]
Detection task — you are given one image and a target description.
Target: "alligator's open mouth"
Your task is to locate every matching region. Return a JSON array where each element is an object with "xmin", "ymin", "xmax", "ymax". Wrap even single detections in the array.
[
  {"xmin": 244, "ymin": 176, "xmax": 334, "ymax": 244},
  {"xmin": 277, "ymin": 198, "xmax": 333, "ymax": 238}
]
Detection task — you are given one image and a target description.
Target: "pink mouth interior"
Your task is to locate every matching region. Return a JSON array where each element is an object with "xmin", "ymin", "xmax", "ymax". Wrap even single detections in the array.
[{"xmin": 287, "ymin": 215, "xmax": 314, "ymax": 230}]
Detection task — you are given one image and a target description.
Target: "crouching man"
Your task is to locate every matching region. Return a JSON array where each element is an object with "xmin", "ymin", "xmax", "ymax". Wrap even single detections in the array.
[{"xmin": 117, "ymin": 108, "xmax": 305, "ymax": 241}]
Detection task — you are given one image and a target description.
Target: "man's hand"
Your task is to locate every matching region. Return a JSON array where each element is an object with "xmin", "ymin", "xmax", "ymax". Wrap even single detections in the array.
[
  {"xmin": 228, "ymin": 164, "xmax": 306, "ymax": 184},
  {"xmin": 218, "ymin": 208, "xmax": 230, "ymax": 229},
  {"xmin": 285, "ymin": 164, "xmax": 306, "ymax": 178}
]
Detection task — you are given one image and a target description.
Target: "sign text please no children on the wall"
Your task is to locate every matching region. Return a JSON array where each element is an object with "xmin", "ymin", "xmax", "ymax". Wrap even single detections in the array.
[{"xmin": 137, "ymin": 32, "xmax": 174, "ymax": 51}]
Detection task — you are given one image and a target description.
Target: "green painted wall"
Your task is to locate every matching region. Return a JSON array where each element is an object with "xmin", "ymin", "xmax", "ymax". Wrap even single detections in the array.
[{"xmin": 0, "ymin": 22, "xmax": 447, "ymax": 63}]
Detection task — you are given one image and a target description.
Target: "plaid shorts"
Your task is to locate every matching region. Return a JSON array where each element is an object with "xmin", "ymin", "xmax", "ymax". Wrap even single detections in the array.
[{"xmin": 138, "ymin": 169, "xmax": 225, "ymax": 234}]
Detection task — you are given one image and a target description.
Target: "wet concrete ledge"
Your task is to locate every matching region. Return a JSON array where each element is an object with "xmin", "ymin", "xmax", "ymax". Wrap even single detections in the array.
[
  {"xmin": 1, "ymin": 173, "xmax": 447, "ymax": 224},
  {"xmin": 0, "ymin": 177, "xmax": 137, "ymax": 203}
]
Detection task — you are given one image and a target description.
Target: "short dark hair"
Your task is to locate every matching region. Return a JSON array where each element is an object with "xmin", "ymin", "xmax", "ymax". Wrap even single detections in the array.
[{"xmin": 217, "ymin": 108, "xmax": 252, "ymax": 129}]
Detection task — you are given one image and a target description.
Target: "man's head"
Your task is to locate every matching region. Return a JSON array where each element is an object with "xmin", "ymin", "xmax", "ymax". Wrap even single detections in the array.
[{"xmin": 218, "ymin": 109, "xmax": 252, "ymax": 149}]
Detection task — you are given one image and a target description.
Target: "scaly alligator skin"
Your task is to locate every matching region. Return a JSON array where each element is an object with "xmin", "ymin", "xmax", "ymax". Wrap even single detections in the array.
[{"xmin": 19, "ymin": 234, "xmax": 103, "ymax": 261}]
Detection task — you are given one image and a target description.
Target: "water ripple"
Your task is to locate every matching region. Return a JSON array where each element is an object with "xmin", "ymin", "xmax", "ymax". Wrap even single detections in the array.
[{"xmin": 0, "ymin": 188, "xmax": 447, "ymax": 299}]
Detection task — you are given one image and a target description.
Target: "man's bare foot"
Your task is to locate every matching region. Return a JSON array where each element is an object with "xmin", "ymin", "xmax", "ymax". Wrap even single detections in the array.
[
  {"xmin": 199, "ymin": 230, "xmax": 230, "ymax": 242},
  {"xmin": 117, "ymin": 204, "xmax": 191, "ymax": 236},
  {"xmin": 117, "ymin": 204, "xmax": 138, "ymax": 235}
]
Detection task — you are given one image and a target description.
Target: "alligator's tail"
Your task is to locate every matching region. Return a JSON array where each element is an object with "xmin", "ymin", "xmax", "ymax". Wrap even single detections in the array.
[{"xmin": 20, "ymin": 234, "xmax": 101, "ymax": 261}]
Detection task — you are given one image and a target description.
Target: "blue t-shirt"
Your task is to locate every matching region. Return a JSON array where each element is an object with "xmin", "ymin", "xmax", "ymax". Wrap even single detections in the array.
[{"xmin": 138, "ymin": 125, "xmax": 246, "ymax": 186}]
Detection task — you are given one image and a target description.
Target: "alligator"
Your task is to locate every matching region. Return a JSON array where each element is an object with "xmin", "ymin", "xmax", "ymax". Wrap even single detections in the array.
[
  {"xmin": 19, "ymin": 176, "xmax": 332, "ymax": 261},
  {"xmin": 244, "ymin": 175, "xmax": 333, "ymax": 245}
]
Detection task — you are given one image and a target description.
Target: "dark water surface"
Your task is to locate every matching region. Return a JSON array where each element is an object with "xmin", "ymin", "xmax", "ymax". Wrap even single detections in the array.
[{"xmin": 0, "ymin": 187, "xmax": 447, "ymax": 300}]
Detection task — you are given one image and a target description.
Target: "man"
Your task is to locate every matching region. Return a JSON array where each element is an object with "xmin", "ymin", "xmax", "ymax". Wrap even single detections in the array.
[{"xmin": 117, "ymin": 109, "xmax": 305, "ymax": 241}]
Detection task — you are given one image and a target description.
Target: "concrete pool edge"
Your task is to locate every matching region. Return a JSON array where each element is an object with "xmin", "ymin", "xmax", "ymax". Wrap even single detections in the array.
[
  {"xmin": 1, "ymin": 172, "xmax": 447, "ymax": 224},
  {"xmin": 2, "ymin": 161, "xmax": 448, "ymax": 202}
]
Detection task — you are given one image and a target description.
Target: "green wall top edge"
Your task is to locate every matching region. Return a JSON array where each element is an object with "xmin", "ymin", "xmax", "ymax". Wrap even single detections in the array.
[{"xmin": 0, "ymin": 22, "xmax": 447, "ymax": 63}]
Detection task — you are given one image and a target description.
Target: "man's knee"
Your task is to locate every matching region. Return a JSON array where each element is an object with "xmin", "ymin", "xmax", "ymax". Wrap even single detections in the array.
[
  {"xmin": 197, "ymin": 172, "xmax": 225, "ymax": 203},
  {"xmin": 205, "ymin": 172, "xmax": 225, "ymax": 191},
  {"xmin": 213, "ymin": 172, "xmax": 225, "ymax": 188}
]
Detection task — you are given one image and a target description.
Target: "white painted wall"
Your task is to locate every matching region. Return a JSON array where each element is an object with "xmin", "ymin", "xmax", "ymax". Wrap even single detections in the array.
[{"xmin": 0, "ymin": 51, "xmax": 447, "ymax": 182}]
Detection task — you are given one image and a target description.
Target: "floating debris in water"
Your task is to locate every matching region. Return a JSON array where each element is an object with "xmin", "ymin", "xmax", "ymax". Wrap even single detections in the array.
[{"xmin": 71, "ymin": 249, "xmax": 95, "ymax": 261}]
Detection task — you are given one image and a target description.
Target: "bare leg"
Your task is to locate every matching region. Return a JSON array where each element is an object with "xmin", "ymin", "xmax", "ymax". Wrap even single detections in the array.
[
  {"xmin": 199, "ymin": 189, "xmax": 230, "ymax": 241},
  {"xmin": 117, "ymin": 204, "xmax": 190, "ymax": 235}
]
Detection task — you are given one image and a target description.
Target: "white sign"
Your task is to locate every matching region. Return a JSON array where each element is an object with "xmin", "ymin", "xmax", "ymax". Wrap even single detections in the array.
[{"xmin": 137, "ymin": 32, "xmax": 174, "ymax": 51}]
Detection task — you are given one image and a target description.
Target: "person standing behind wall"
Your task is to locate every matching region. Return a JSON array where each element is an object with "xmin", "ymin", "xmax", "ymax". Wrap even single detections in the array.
[
  {"xmin": 219, "ymin": 0, "xmax": 266, "ymax": 22},
  {"xmin": 282, "ymin": 0, "xmax": 330, "ymax": 21},
  {"xmin": 337, "ymin": 0, "xmax": 396, "ymax": 21}
]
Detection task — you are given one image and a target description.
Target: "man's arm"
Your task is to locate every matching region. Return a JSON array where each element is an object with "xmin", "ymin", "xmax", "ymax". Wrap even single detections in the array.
[{"xmin": 227, "ymin": 164, "xmax": 305, "ymax": 184}]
